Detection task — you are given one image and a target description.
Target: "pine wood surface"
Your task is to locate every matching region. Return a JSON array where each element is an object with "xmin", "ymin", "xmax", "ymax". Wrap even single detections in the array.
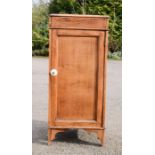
[{"xmin": 48, "ymin": 14, "xmax": 108, "ymax": 145}]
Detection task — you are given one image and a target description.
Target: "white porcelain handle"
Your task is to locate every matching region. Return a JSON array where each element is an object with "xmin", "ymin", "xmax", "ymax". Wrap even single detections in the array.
[{"xmin": 50, "ymin": 69, "xmax": 58, "ymax": 76}]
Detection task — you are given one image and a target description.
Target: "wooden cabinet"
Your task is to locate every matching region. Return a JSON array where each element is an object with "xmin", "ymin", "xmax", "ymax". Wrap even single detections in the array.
[{"xmin": 48, "ymin": 14, "xmax": 109, "ymax": 145}]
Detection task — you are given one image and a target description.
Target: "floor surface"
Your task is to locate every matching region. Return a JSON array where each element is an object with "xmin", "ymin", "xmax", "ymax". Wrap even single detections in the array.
[{"xmin": 32, "ymin": 57, "xmax": 122, "ymax": 155}]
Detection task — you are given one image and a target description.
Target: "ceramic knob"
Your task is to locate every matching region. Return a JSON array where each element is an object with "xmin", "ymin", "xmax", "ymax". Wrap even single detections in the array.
[{"xmin": 50, "ymin": 69, "xmax": 58, "ymax": 76}]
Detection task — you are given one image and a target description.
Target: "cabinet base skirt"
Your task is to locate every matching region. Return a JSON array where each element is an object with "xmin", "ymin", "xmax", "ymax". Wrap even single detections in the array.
[{"xmin": 48, "ymin": 127, "xmax": 105, "ymax": 145}]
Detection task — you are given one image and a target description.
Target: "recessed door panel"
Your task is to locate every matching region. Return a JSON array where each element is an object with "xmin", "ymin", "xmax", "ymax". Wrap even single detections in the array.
[{"xmin": 57, "ymin": 36, "xmax": 98, "ymax": 120}]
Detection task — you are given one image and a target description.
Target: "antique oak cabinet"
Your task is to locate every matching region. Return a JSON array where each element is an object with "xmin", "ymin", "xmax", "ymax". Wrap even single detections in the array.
[{"xmin": 48, "ymin": 14, "xmax": 109, "ymax": 145}]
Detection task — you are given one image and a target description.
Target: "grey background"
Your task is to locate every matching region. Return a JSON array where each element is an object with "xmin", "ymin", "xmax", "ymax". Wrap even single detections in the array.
[{"xmin": 32, "ymin": 57, "xmax": 122, "ymax": 155}]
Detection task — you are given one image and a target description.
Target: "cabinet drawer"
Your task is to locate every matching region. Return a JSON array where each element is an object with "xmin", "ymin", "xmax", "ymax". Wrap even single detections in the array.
[{"xmin": 49, "ymin": 14, "xmax": 109, "ymax": 30}]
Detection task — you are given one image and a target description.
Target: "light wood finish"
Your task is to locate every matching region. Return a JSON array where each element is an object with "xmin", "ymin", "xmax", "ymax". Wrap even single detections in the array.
[
  {"xmin": 49, "ymin": 14, "xmax": 109, "ymax": 30},
  {"xmin": 50, "ymin": 14, "xmax": 109, "ymax": 18},
  {"xmin": 48, "ymin": 14, "xmax": 109, "ymax": 145},
  {"xmin": 57, "ymin": 32, "xmax": 98, "ymax": 121},
  {"xmin": 48, "ymin": 126, "xmax": 104, "ymax": 130}
]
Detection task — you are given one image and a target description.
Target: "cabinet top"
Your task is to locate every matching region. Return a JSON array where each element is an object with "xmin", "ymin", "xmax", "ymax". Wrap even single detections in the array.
[{"xmin": 50, "ymin": 14, "xmax": 109, "ymax": 18}]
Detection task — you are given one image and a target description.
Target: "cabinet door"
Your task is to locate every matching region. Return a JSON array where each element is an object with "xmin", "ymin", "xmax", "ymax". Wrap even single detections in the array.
[{"xmin": 49, "ymin": 29, "xmax": 106, "ymax": 128}]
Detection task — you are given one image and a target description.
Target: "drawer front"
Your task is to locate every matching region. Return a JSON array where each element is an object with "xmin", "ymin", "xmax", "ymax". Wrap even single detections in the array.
[{"xmin": 49, "ymin": 16, "xmax": 109, "ymax": 30}]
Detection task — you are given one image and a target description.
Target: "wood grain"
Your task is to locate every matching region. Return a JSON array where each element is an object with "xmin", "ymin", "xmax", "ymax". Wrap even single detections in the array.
[
  {"xmin": 49, "ymin": 15, "xmax": 109, "ymax": 30},
  {"xmin": 57, "ymin": 35, "xmax": 98, "ymax": 121},
  {"xmin": 48, "ymin": 14, "xmax": 108, "ymax": 145},
  {"xmin": 50, "ymin": 14, "xmax": 109, "ymax": 18}
]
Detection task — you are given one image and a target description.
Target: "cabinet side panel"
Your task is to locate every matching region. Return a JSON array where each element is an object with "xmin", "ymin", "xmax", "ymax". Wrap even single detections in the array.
[{"xmin": 102, "ymin": 31, "xmax": 108, "ymax": 128}]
